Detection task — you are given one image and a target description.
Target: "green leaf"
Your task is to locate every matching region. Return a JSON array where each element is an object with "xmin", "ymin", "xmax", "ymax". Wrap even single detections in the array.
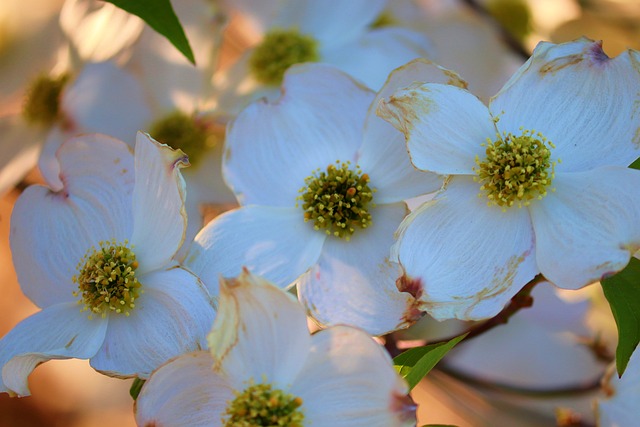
[
  {"xmin": 393, "ymin": 333, "xmax": 467, "ymax": 390},
  {"xmin": 630, "ymin": 156, "xmax": 640, "ymax": 170},
  {"xmin": 129, "ymin": 377, "xmax": 146, "ymax": 400},
  {"xmin": 601, "ymin": 257, "xmax": 640, "ymax": 376},
  {"xmin": 103, "ymin": 0, "xmax": 195, "ymax": 64}
]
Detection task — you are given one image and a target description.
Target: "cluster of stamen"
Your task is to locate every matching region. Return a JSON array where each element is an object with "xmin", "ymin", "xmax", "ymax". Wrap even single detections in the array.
[
  {"xmin": 149, "ymin": 111, "xmax": 216, "ymax": 166},
  {"xmin": 222, "ymin": 383, "xmax": 304, "ymax": 427},
  {"xmin": 297, "ymin": 161, "xmax": 375, "ymax": 240},
  {"xmin": 72, "ymin": 239, "xmax": 142, "ymax": 319},
  {"xmin": 474, "ymin": 128, "xmax": 557, "ymax": 209},
  {"xmin": 22, "ymin": 73, "xmax": 70, "ymax": 127},
  {"xmin": 249, "ymin": 29, "xmax": 319, "ymax": 85}
]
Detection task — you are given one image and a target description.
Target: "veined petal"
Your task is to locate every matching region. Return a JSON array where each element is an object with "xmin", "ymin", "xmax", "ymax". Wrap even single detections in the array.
[
  {"xmin": 90, "ymin": 267, "xmax": 215, "ymax": 378},
  {"xmin": 186, "ymin": 205, "xmax": 325, "ymax": 295},
  {"xmin": 0, "ymin": 302, "xmax": 108, "ymax": 396},
  {"xmin": 490, "ymin": 38, "xmax": 640, "ymax": 172},
  {"xmin": 0, "ymin": 115, "xmax": 44, "ymax": 195},
  {"xmin": 322, "ymin": 27, "xmax": 433, "ymax": 91},
  {"xmin": 378, "ymin": 83, "xmax": 496, "ymax": 175},
  {"xmin": 10, "ymin": 134, "xmax": 135, "ymax": 308},
  {"xmin": 530, "ymin": 167, "xmax": 640, "ymax": 290},
  {"xmin": 130, "ymin": 133, "xmax": 189, "ymax": 273},
  {"xmin": 393, "ymin": 176, "xmax": 538, "ymax": 320},
  {"xmin": 135, "ymin": 351, "xmax": 233, "ymax": 427},
  {"xmin": 62, "ymin": 61, "xmax": 152, "ymax": 145},
  {"xmin": 272, "ymin": 0, "xmax": 386, "ymax": 49},
  {"xmin": 208, "ymin": 271, "xmax": 311, "ymax": 390},
  {"xmin": 298, "ymin": 203, "xmax": 423, "ymax": 336},
  {"xmin": 359, "ymin": 58, "xmax": 467, "ymax": 203},
  {"xmin": 224, "ymin": 63, "xmax": 373, "ymax": 206},
  {"xmin": 291, "ymin": 326, "xmax": 414, "ymax": 427}
]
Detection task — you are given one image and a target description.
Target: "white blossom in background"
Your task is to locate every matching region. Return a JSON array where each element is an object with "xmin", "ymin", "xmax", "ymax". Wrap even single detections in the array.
[
  {"xmin": 186, "ymin": 61, "xmax": 463, "ymax": 335},
  {"xmin": 211, "ymin": 0, "xmax": 434, "ymax": 116},
  {"xmin": 378, "ymin": 38, "xmax": 640, "ymax": 321},
  {"xmin": 0, "ymin": 132, "xmax": 215, "ymax": 396},
  {"xmin": 136, "ymin": 269, "xmax": 416, "ymax": 427},
  {"xmin": 597, "ymin": 348, "xmax": 640, "ymax": 426}
]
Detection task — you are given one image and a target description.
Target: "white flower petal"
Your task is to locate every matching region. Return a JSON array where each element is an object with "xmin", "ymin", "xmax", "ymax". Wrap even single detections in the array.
[
  {"xmin": 393, "ymin": 176, "xmax": 538, "ymax": 320},
  {"xmin": 186, "ymin": 205, "xmax": 325, "ymax": 296},
  {"xmin": 322, "ymin": 27, "xmax": 433, "ymax": 91},
  {"xmin": 273, "ymin": 0, "xmax": 386, "ymax": 49},
  {"xmin": 61, "ymin": 61, "xmax": 152, "ymax": 145},
  {"xmin": 135, "ymin": 351, "xmax": 232, "ymax": 427},
  {"xmin": 291, "ymin": 326, "xmax": 414, "ymax": 427},
  {"xmin": 60, "ymin": 0, "xmax": 144, "ymax": 62},
  {"xmin": 530, "ymin": 167, "xmax": 640, "ymax": 290},
  {"xmin": 224, "ymin": 63, "xmax": 373, "ymax": 206},
  {"xmin": 10, "ymin": 134, "xmax": 135, "ymax": 308},
  {"xmin": 378, "ymin": 83, "xmax": 496, "ymax": 175},
  {"xmin": 130, "ymin": 132, "xmax": 189, "ymax": 273},
  {"xmin": 208, "ymin": 271, "xmax": 311, "ymax": 390},
  {"xmin": 597, "ymin": 349, "xmax": 640, "ymax": 427},
  {"xmin": 490, "ymin": 39, "xmax": 640, "ymax": 172},
  {"xmin": 0, "ymin": 302, "xmax": 108, "ymax": 396},
  {"xmin": 298, "ymin": 203, "xmax": 422, "ymax": 335},
  {"xmin": 90, "ymin": 267, "xmax": 215, "ymax": 378},
  {"xmin": 359, "ymin": 58, "xmax": 466, "ymax": 203},
  {"xmin": 0, "ymin": 115, "xmax": 44, "ymax": 195}
]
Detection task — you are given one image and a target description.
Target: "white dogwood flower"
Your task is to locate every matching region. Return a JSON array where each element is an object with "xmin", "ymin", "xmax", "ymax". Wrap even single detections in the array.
[
  {"xmin": 0, "ymin": 132, "xmax": 215, "ymax": 396},
  {"xmin": 378, "ymin": 38, "xmax": 640, "ymax": 321},
  {"xmin": 136, "ymin": 270, "xmax": 416, "ymax": 427}
]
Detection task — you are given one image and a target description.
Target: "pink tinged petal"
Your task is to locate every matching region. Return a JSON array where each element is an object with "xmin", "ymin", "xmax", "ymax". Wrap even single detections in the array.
[
  {"xmin": 224, "ymin": 63, "xmax": 374, "ymax": 206},
  {"xmin": 130, "ymin": 133, "xmax": 189, "ymax": 273},
  {"xmin": 490, "ymin": 38, "xmax": 640, "ymax": 172},
  {"xmin": 61, "ymin": 61, "xmax": 152, "ymax": 145},
  {"xmin": 291, "ymin": 326, "xmax": 414, "ymax": 427},
  {"xmin": 208, "ymin": 271, "xmax": 311, "ymax": 390},
  {"xmin": 135, "ymin": 351, "xmax": 233, "ymax": 427},
  {"xmin": 10, "ymin": 134, "xmax": 135, "ymax": 307},
  {"xmin": 359, "ymin": 58, "xmax": 468, "ymax": 203},
  {"xmin": 273, "ymin": 0, "xmax": 387, "ymax": 49},
  {"xmin": 530, "ymin": 167, "xmax": 640, "ymax": 290},
  {"xmin": 378, "ymin": 83, "xmax": 496, "ymax": 175},
  {"xmin": 186, "ymin": 206, "xmax": 325, "ymax": 296},
  {"xmin": 60, "ymin": 0, "xmax": 144, "ymax": 62},
  {"xmin": 0, "ymin": 115, "xmax": 44, "ymax": 195},
  {"xmin": 298, "ymin": 203, "xmax": 423, "ymax": 336},
  {"xmin": 393, "ymin": 176, "xmax": 538, "ymax": 320},
  {"xmin": 0, "ymin": 302, "xmax": 108, "ymax": 396},
  {"xmin": 90, "ymin": 267, "xmax": 215, "ymax": 378},
  {"xmin": 321, "ymin": 27, "xmax": 434, "ymax": 91}
]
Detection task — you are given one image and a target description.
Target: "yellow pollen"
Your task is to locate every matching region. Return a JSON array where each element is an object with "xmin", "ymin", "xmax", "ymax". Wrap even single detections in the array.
[
  {"xmin": 222, "ymin": 382, "xmax": 304, "ymax": 427},
  {"xmin": 473, "ymin": 129, "xmax": 557, "ymax": 210},
  {"xmin": 72, "ymin": 239, "xmax": 142, "ymax": 319},
  {"xmin": 297, "ymin": 161, "xmax": 376, "ymax": 241},
  {"xmin": 249, "ymin": 28, "xmax": 320, "ymax": 85}
]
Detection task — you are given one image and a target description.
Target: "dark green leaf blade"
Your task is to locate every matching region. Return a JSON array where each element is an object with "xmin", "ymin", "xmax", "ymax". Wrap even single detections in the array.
[
  {"xmin": 393, "ymin": 333, "xmax": 467, "ymax": 390},
  {"xmin": 129, "ymin": 377, "xmax": 145, "ymax": 400},
  {"xmin": 630, "ymin": 156, "xmax": 640, "ymax": 170},
  {"xmin": 601, "ymin": 257, "xmax": 640, "ymax": 376},
  {"xmin": 103, "ymin": 0, "xmax": 195, "ymax": 64}
]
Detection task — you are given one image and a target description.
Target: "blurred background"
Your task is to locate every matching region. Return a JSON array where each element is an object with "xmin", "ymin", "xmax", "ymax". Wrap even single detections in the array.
[{"xmin": 1, "ymin": 0, "xmax": 639, "ymax": 426}]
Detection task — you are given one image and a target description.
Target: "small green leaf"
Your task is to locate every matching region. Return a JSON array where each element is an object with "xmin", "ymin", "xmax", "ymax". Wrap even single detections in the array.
[
  {"xmin": 393, "ymin": 333, "xmax": 467, "ymax": 390},
  {"xmin": 601, "ymin": 257, "xmax": 640, "ymax": 376},
  {"xmin": 630, "ymin": 156, "xmax": 640, "ymax": 170},
  {"xmin": 103, "ymin": 0, "xmax": 195, "ymax": 64},
  {"xmin": 129, "ymin": 377, "xmax": 146, "ymax": 400}
]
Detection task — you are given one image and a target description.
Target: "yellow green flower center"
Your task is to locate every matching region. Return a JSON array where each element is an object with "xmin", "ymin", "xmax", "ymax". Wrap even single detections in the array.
[
  {"xmin": 149, "ymin": 111, "xmax": 218, "ymax": 167},
  {"xmin": 249, "ymin": 29, "xmax": 320, "ymax": 85},
  {"xmin": 73, "ymin": 239, "xmax": 142, "ymax": 318},
  {"xmin": 222, "ymin": 383, "xmax": 304, "ymax": 427},
  {"xmin": 22, "ymin": 73, "xmax": 70, "ymax": 127},
  {"xmin": 474, "ymin": 129, "xmax": 557, "ymax": 209},
  {"xmin": 298, "ymin": 161, "xmax": 375, "ymax": 240}
]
